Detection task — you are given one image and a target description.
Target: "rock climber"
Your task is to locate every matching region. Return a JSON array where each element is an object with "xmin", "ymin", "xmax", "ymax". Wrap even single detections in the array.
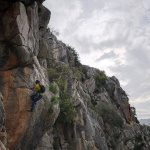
[{"xmin": 30, "ymin": 80, "xmax": 45, "ymax": 112}]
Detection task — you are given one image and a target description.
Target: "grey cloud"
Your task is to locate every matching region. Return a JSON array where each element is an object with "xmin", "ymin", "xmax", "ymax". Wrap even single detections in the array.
[
  {"xmin": 95, "ymin": 51, "xmax": 118, "ymax": 62},
  {"xmin": 68, "ymin": 35, "xmax": 92, "ymax": 54},
  {"xmin": 133, "ymin": 101, "xmax": 150, "ymax": 119},
  {"xmin": 109, "ymin": 47, "xmax": 150, "ymax": 100},
  {"xmin": 44, "ymin": 0, "xmax": 150, "ymax": 119},
  {"xmin": 80, "ymin": 0, "xmax": 105, "ymax": 15}
]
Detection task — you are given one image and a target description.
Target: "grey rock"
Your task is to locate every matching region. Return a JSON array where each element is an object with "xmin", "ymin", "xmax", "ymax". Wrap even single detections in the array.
[
  {"xmin": 0, "ymin": 141, "xmax": 6, "ymax": 150},
  {"xmin": 0, "ymin": 1, "xmax": 149, "ymax": 150},
  {"xmin": 84, "ymin": 78, "xmax": 96, "ymax": 94},
  {"xmin": 36, "ymin": 130, "xmax": 54, "ymax": 150},
  {"xmin": 12, "ymin": 45, "xmax": 33, "ymax": 65},
  {"xmin": 26, "ymin": 2, "xmax": 39, "ymax": 56},
  {"xmin": 38, "ymin": 39, "xmax": 48, "ymax": 59},
  {"xmin": 94, "ymin": 127, "xmax": 109, "ymax": 150},
  {"xmin": 0, "ymin": 2, "xmax": 37, "ymax": 66},
  {"xmin": 39, "ymin": 4, "xmax": 51, "ymax": 37}
]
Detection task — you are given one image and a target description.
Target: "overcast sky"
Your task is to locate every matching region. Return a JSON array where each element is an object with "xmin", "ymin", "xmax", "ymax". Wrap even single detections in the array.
[{"xmin": 43, "ymin": 0, "xmax": 150, "ymax": 119}]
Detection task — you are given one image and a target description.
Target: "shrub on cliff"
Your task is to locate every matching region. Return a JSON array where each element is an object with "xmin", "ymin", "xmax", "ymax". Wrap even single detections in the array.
[
  {"xmin": 67, "ymin": 45, "xmax": 81, "ymax": 67},
  {"xmin": 94, "ymin": 70, "xmax": 107, "ymax": 93},
  {"xmin": 141, "ymin": 125, "xmax": 150, "ymax": 139},
  {"xmin": 51, "ymin": 96, "xmax": 59, "ymax": 104},
  {"xmin": 53, "ymin": 136, "xmax": 60, "ymax": 150},
  {"xmin": 48, "ymin": 96, "xmax": 59, "ymax": 115},
  {"xmin": 80, "ymin": 65, "xmax": 91, "ymax": 82},
  {"xmin": 47, "ymin": 68, "xmax": 60, "ymax": 82},
  {"xmin": 57, "ymin": 96, "xmax": 76, "ymax": 124},
  {"xmin": 130, "ymin": 106, "xmax": 139, "ymax": 123},
  {"xmin": 97, "ymin": 102, "xmax": 124, "ymax": 128},
  {"xmin": 46, "ymin": 26, "xmax": 59, "ymax": 36},
  {"xmin": 56, "ymin": 78, "xmax": 76, "ymax": 124},
  {"xmin": 131, "ymin": 134, "xmax": 146, "ymax": 150},
  {"xmin": 49, "ymin": 83, "xmax": 57, "ymax": 94}
]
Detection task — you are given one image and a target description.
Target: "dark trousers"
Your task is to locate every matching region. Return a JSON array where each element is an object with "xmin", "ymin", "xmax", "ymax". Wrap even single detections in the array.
[{"xmin": 30, "ymin": 93, "xmax": 43, "ymax": 112}]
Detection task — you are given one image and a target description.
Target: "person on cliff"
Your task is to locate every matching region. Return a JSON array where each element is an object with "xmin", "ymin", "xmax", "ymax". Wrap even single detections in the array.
[{"xmin": 30, "ymin": 80, "xmax": 45, "ymax": 112}]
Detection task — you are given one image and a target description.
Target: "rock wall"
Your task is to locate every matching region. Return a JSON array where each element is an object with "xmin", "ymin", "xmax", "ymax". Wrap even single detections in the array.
[
  {"xmin": 45, "ymin": 33, "xmax": 150, "ymax": 150},
  {"xmin": 0, "ymin": 0, "xmax": 150, "ymax": 150},
  {"xmin": 0, "ymin": 1, "xmax": 59, "ymax": 150}
]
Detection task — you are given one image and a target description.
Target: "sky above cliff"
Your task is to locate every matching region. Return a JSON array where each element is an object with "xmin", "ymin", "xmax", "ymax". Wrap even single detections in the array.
[{"xmin": 43, "ymin": 0, "xmax": 150, "ymax": 119}]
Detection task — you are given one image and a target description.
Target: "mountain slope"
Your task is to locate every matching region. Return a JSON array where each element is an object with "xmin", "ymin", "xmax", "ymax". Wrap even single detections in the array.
[{"xmin": 0, "ymin": 0, "xmax": 150, "ymax": 150}]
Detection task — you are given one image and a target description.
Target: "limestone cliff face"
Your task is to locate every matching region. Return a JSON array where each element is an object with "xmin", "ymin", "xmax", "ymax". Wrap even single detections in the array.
[
  {"xmin": 0, "ymin": 1, "xmax": 59, "ymax": 150},
  {"xmin": 0, "ymin": 1, "xmax": 150, "ymax": 150}
]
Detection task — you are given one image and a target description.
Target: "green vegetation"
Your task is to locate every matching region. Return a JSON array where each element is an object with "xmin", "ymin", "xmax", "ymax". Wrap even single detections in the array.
[
  {"xmin": 46, "ymin": 44, "xmax": 79, "ymax": 124},
  {"xmin": 86, "ymin": 146, "xmax": 94, "ymax": 150},
  {"xmin": 53, "ymin": 136, "xmax": 60, "ymax": 150},
  {"xmin": 89, "ymin": 104, "xmax": 97, "ymax": 112},
  {"xmin": 110, "ymin": 139, "xmax": 116, "ymax": 149},
  {"xmin": 133, "ymin": 142, "xmax": 145, "ymax": 150},
  {"xmin": 46, "ymin": 56, "xmax": 55, "ymax": 68},
  {"xmin": 51, "ymin": 96, "xmax": 59, "ymax": 104},
  {"xmin": 47, "ymin": 68, "xmax": 60, "ymax": 82},
  {"xmin": 89, "ymin": 95, "xmax": 98, "ymax": 112},
  {"xmin": 94, "ymin": 70, "xmax": 107, "ymax": 93},
  {"xmin": 48, "ymin": 96, "xmax": 59, "ymax": 115},
  {"xmin": 131, "ymin": 134, "xmax": 146, "ymax": 150},
  {"xmin": 46, "ymin": 26, "xmax": 59, "ymax": 36},
  {"xmin": 89, "ymin": 101, "xmax": 124, "ymax": 150},
  {"xmin": 56, "ymin": 80, "xmax": 66, "ymax": 91},
  {"xmin": 67, "ymin": 45, "xmax": 81, "ymax": 67},
  {"xmin": 106, "ymin": 127, "xmax": 123, "ymax": 149},
  {"xmin": 49, "ymin": 83, "xmax": 57, "ymax": 94},
  {"xmin": 80, "ymin": 65, "xmax": 90, "ymax": 79},
  {"xmin": 60, "ymin": 65, "xmax": 70, "ymax": 74},
  {"xmin": 130, "ymin": 107, "xmax": 139, "ymax": 123},
  {"xmin": 90, "ymin": 95, "xmax": 97, "ymax": 106},
  {"xmin": 72, "ymin": 68, "xmax": 82, "ymax": 81},
  {"xmin": 56, "ymin": 78, "xmax": 76, "ymax": 124},
  {"xmin": 141, "ymin": 124, "xmax": 150, "ymax": 139},
  {"xmin": 57, "ymin": 95, "xmax": 76, "ymax": 124},
  {"xmin": 97, "ymin": 102, "xmax": 124, "ymax": 128},
  {"xmin": 113, "ymin": 128, "xmax": 121, "ymax": 139},
  {"xmin": 50, "ymin": 77, "xmax": 76, "ymax": 124},
  {"xmin": 67, "ymin": 146, "xmax": 73, "ymax": 150},
  {"xmin": 47, "ymin": 60, "xmax": 76, "ymax": 123},
  {"xmin": 130, "ymin": 107, "xmax": 136, "ymax": 116}
]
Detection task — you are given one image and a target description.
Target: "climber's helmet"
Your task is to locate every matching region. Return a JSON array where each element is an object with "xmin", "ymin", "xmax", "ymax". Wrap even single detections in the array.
[{"xmin": 36, "ymin": 80, "xmax": 40, "ymax": 84}]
